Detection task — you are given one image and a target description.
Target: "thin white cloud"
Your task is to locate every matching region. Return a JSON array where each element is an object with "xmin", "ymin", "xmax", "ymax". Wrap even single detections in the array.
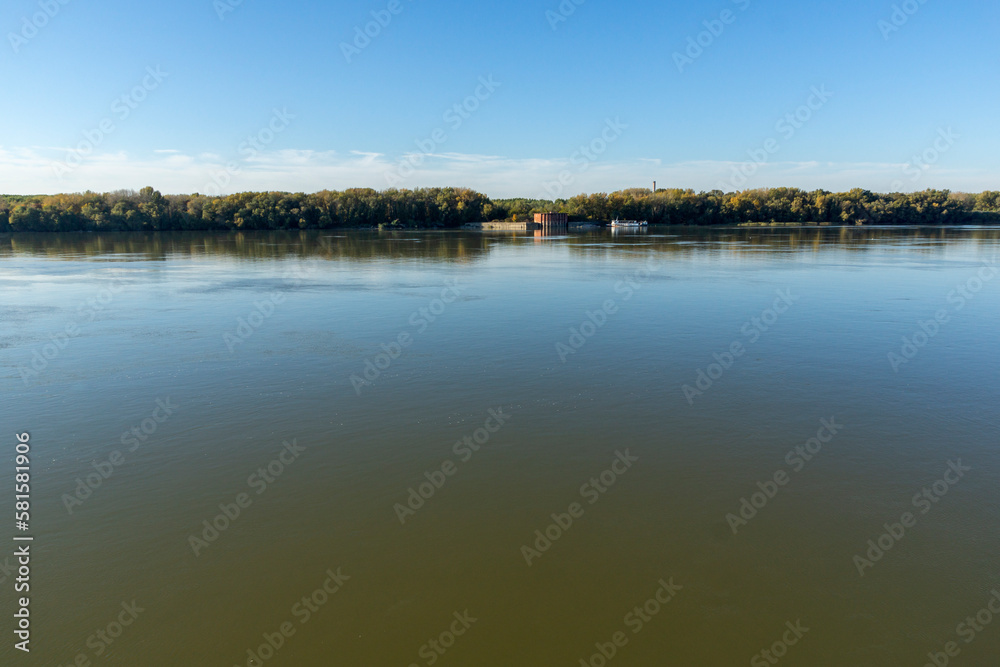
[
  {"xmin": 349, "ymin": 150, "xmax": 382, "ymax": 163},
  {"xmin": 0, "ymin": 147, "xmax": 996, "ymax": 198}
]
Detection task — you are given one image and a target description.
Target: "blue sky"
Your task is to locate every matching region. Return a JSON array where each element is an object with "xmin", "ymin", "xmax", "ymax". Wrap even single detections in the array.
[{"xmin": 1, "ymin": 0, "xmax": 997, "ymax": 197}]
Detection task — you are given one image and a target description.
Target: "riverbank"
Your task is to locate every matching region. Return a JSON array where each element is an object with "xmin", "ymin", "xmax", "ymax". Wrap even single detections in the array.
[{"xmin": 4, "ymin": 187, "xmax": 1000, "ymax": 233}]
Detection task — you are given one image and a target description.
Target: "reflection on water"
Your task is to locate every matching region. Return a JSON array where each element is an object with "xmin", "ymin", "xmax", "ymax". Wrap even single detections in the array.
[
  {"xmin": 4, "ymin": 226, "xmax": 1000, "ymax": 263},
  {"xmin": 1, "ymin": 227, "xmax": 999, "ymax": 666}
]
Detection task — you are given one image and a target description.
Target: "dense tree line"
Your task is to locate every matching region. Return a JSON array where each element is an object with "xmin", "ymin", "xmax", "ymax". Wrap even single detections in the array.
[{"xmin": 2, "ymin": 186, "xmax": 999, "ymax": 232}]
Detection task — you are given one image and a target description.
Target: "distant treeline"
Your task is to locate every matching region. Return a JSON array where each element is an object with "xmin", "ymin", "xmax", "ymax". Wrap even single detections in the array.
[{"xmin": 2, "ymin": 186, "xmax": 1000, "ymax": 232}]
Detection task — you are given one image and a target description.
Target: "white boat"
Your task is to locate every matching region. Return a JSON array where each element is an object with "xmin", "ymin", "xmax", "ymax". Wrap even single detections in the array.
[{"xmin": 610, "ymin": 219, "xmax": 648, "ymax": 227}]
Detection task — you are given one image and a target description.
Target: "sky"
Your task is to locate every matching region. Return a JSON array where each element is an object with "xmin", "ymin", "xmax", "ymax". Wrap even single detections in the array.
[{"xmin": 1, "ymin": 0, "xmax": 998, "ymax": 198}]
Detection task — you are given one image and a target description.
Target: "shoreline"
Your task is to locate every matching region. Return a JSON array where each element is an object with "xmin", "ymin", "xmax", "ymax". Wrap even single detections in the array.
[{"xmin": 4, "ymin": 222, "xmax": 1000, "ymax": 236}]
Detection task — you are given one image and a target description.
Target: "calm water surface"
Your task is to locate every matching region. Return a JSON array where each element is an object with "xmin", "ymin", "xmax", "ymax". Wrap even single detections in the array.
[{"xmin": 1, "ymin": 227, "xmax": 999, "ymax": 666}]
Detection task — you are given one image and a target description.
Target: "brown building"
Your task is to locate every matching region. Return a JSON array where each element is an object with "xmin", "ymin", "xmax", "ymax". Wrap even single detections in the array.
[{"xmin": 533, "ymin": 212, "xmax": 568, "ymax": 226}]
